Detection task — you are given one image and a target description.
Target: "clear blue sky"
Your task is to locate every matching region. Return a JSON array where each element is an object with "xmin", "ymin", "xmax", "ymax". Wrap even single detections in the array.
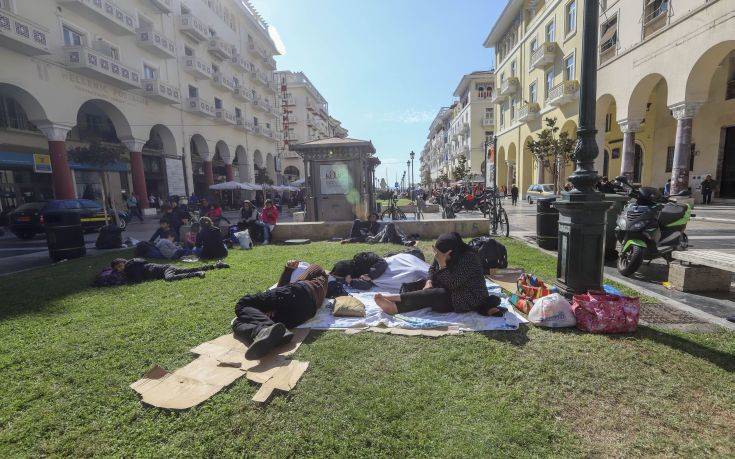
[{"xmin": 255, "ymin": 0, "xmax": 504, "ymax": 185}]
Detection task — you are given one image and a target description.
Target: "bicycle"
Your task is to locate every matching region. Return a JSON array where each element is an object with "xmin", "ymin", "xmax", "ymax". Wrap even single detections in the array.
[
  {"xmin": 381, "ymin": 194, "xmax": 407, "ymax": 220},
  {"xmin": 486, "ymin": 190, "xmax": 510, "ymax": 237}
]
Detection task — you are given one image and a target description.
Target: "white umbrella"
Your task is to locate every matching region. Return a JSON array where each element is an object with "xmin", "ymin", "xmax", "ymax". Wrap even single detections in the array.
[
  {"xmin": 209, "ymin": 181, "xmax": 245, "ymax": 190},
  {"xmin": 290, "ymin": 178, "xmax": 305, "ymax": 186}
]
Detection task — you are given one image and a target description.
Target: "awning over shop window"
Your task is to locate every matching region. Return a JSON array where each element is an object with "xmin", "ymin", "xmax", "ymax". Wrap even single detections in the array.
[{"xmin": 0, "ymin": 151, "xmax": 129, "ymax": 171}]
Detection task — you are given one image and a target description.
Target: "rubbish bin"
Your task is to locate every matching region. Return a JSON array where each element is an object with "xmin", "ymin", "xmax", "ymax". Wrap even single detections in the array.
[
  {"xmin": 45, "ymin": 212, "xmax": 85, "ymax": 262},
  {"xmin": 536, "ymin": 197, "xmax": 558, "ymax": 250},
  {"xmin": 603, "ymin": 193, "xmax": 630, "ymax": 260}
]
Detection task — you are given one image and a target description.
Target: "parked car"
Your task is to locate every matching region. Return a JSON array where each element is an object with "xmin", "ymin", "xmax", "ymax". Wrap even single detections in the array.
[
  {"xmin": 526, "ymin": 184, "xmax": 556, "ymax": 204},
  {"xmin": 9, "ymin": 199, "xmax": 127, "ymax": 239}
]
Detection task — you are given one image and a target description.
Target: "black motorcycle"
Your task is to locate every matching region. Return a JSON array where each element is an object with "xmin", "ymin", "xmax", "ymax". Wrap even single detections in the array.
[{"xmin": 614, "ymin": 176, "xmax": 694, "ymax": 276}]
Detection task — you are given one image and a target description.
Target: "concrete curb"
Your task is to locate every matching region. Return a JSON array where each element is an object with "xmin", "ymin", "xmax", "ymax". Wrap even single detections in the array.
[
  {"xmin": 691, "ymin": 217, "xmax": 735, "ymax": 224},
  {"xmin": 508, "ymin": 234, "xmax": 735, "ymax": 331}
]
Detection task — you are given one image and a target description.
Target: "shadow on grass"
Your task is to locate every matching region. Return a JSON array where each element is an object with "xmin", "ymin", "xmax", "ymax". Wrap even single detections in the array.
[{"xmin": 479, "ymin": 323, "xmax": 531, "ymax": 347}]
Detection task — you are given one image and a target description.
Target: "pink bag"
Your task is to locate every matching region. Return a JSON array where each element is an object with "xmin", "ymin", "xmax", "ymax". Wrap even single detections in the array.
[{"xmin": 571, "ymin": 292, "xmax": 640, "ymax": 334}]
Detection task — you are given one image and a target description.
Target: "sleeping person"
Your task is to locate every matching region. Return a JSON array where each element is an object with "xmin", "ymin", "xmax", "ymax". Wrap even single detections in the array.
[{"xmin": 330, "ymin": 251, "xmax": 429, "ymax": 292}]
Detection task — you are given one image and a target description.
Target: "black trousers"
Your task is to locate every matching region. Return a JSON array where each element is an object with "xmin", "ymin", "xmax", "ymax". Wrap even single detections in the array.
[
  {"xmin": 398, "ymin": 288, "xmax": 452, "ymax": 313},
  {"xmin": 232, "ymin": 284, "xmax": 316, "ymax": 343},
  {"xmin": 369, "ymin": 223, "xmax": 409, "ymax": 245},
  {"xmin": 144, "ymin": 263, "xmax": 220, "ymax": 282},
  {"xmin": 702, "ymin": 190, "xmax": 713, "ymax": 204},
  {"xmin": 345, "ymin": 219, "xmax": 369, "ymax": 243}
]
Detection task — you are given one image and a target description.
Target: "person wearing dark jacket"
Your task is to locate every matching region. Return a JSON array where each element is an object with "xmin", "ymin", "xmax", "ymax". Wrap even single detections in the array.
[
  {"xmin": 341, "ymin": 212, "xmax": 381, "ymax": 243},
  {"xmin": 375, "ymin": 232, "xmax": 503, "ymax": 316},
  {"xmin": 196, "ymin": 217, "xmax": 228, "ymax": 260},
  {"xmin": 93, "ymin": 257, "xmax": 229, "ymax": 285},
  {"xmin": 366, "ymin": 222, "xmax": 416, "ymax": 246},
  {"xmin": 232, "ymin": 261, "xmax": 328, "ymax": 359},
  {"xmin": 330, "ymin": 251, "xmax": 388, "ymax": 290}
]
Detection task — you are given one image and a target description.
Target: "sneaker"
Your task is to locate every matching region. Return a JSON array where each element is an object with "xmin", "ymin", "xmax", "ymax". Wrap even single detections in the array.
[
  {"xmin": 278, "ymin": 330, "xmax": 295, "ymax": 347},
  {"xmin": 262, "ymin": 240, "xmax": 269, "ymax": 245},
  {"xmin": 196, "ymin": 271, "xmax": 206, "ymax": 278},
  {"xmin": 245, "ymin": 323, "xmax": 286, "ymax": 360},
  {"xmin": 216, "ymin": 261, "xmax": 230, "ymax": 269}
]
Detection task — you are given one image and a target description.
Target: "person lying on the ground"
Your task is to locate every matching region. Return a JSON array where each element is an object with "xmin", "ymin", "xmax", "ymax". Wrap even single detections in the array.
[
  {"xmin": 148, "ymin": 219, "xmax": 171, "ymax": 243},
  {"xmin": 231, "ymin": 260, "xmax": 328, "ymax": 360},
  {"xmin": 366, "ymin": 222, "xmax": 416, "ymax": 246},
  {"xmin": 196, "ymin": 217, "xmax": 228, "ymax": 260},
  {"xmin": 331, "ymin": 250, "xmax": 428, "ymax": 292},
  {"xmin": 155, "ymin": 232, "xmax": 193, "ymax": 260},
  {"xmin": 374, "ymin": 232, "xmax": 504, "ymax": 316},
  {"xmin": 341, "ymin": 212, "xmax": 381, "ymax": 244},
  {"xmin": 93, "ymin": 257, "xmax": 229, "ymax": 286}
]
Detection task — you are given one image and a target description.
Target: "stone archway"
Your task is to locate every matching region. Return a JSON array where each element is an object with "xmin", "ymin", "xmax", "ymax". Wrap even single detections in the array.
[
  {"xmin": 507, "ymin": 143, "xmax": 517, "ymax": 189},
  {"xmin": 284, "ymin": 165, "xmax": 300, "ymax": 182},
  {"xmin": 235, "ymin": 145, "xmax": 251, "ymax": 183},
  {"xmin": 142, "ymin": 124, "xmax": 178, "ymax": 199}
]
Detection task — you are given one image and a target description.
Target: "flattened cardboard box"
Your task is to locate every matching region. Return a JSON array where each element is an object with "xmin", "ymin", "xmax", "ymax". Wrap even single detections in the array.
[
  {"xmin": 130, "ymin": 329, "xmax": 310, "ymax": 409},
  {"xmin": 487, "ymin": 268, "xmax": 524, "ymax": 294}
]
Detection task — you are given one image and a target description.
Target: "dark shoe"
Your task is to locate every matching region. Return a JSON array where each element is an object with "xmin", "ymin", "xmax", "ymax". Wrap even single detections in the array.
[
  {"xmin": 727, "ymin": 316, "xmax": 735, "ymax": 323},
  {"xmin": 196, "ymin": 271, "xmax": 206, "ymax": 278},
  {"xmin": 278, "ymin": 330, "xmax": 295, "ymax": 347},
  {"xmin": 216, "ymin": 261, "xmax": 230, "ymax": 269},
  {"xmin": 245, "ymin": 323, "xmax": 286, "ymax": 360}
]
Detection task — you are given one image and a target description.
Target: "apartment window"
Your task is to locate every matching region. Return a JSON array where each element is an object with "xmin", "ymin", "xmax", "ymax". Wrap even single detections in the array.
[
  {"xmin": 485, "ymin": 108, "xmax": 493, "ymax": 118},
  {"xmin": 266, "ymin": 122, "xmax": 271, "ymax": 129},
  {"xmin": 565, "ymin": 0, "xmax": 577, "ymax": 35},
  {"xmin": 600, "ymin": 15, "xmax": 618, "ymax": 59},
  {"xmin": 253, "ymin": 117, "xmax": 258, "ymax": 126},
  {"xmin": 62, "ymin": 25, "xmax": 83, "ymax": 46},
  {"xmin": 564, "ymin": 53, "xmax": 575, "ymax": 80},
  {"xmin": 643, "ymin": 0, "xmax": 669, "ymax": 37},
  {"xmin": 143, "ymin": 64, "xmax": 157, "ymax": 80},
  {"xmin": 545, "ymin": 69, "xmax": 554, "ymax": 98},
  {"xmin": 510, "ymin": 98, "xmax": 517, "ymax": 120},
  {"xmin": 211, "ymin": 63, "xmax": 219, "ymax": 74},
  {"xmin": 529, "ymin": 81, "xmax": 538, "ymax": 104},
  {"xmin": 188, "ymin": 85, "xmax": 198, "ymax": 98},
  {"xmin": 0, "ymin": 0, "xmax": 13, "ymax": 11},
  {"xmin": 530, "ymin": 38, "xmax": 538, "ymax": 53},
  {"xmin": 232, "ymin": 76, "xmax": 240, "ymax": 88},
  {"xmin": 214, "ymin": 98, "xmax": 222, "ymax": 109},
  {"xmin": 510, "ymin": 60, "xmax": 517, "ymax": 77},
  {"xmin": 235, "ymin": 107, "xmax": 242, "ymax": 118},
  {"xmin": 545, "ymin": 20, "xmax": 555, "ymax": 43},
  {"xmin": 605, "ymin": 113, "xmax": 612, "ymax": 132}
]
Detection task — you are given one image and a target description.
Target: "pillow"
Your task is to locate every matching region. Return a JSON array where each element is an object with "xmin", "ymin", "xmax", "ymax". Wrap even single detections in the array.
[{"xmin": 333, "ymin": 296, "xmax": 365, "ymax": 317}]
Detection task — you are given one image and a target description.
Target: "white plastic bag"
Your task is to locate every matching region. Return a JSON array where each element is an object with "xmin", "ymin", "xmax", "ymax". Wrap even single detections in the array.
[
  {"xmin": 528, "ymin": 293, "xmax": 576, "ymax": 328},
  {"xmin": 234, "ymin": 230, "xmax": 253, "ymax": 250}
]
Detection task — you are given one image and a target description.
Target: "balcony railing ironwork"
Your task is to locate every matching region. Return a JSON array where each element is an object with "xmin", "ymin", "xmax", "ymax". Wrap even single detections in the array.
[
  {"xmin": 0, "ymin": 8, "xmax": 50, "ymax": 56},
  {"xmin": 64, "ymin": 45, "xmax": 140, "ymax": 89}
]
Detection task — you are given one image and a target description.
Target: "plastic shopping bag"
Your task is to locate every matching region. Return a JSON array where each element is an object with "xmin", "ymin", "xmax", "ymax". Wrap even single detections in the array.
[
  {"xmin": 528, "ymin": 293, "xmax": 576, "ymax": 328},
  {"xmin": 572, "ymin": 292, "xmax": 640, "ymax": 334},
  {"xmin": 234, "ymin": 230, "xmax": 253, "ymax": 250}
]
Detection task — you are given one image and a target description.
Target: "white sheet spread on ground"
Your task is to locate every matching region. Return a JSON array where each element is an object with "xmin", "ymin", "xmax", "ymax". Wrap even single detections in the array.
[{"xmin": 288, "ymin": 254, "xmax": 527, "ymax": 332}]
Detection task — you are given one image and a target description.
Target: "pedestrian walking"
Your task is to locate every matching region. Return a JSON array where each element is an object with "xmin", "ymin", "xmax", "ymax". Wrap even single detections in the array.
[
  {"xmin": 510, "ymin": 185, "xmax": 519, "ymax": 206},
  {"xmin": 701, "ymin": 174, "xmax": 715, "ymax": 204},
  {"xmin": 126, "ymin": 193, "xmax": 144, "ymax": 222}
]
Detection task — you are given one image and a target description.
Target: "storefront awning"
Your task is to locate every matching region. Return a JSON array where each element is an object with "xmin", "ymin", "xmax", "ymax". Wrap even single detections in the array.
[{"xmin": 0, "ymin": 151, "xmax": 129, "ymax": 171}]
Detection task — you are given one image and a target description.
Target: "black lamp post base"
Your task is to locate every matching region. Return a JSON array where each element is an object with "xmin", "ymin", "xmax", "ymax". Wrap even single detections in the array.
[{"xmin": 554, "ymin": 192, "xmax": 612, "ymax": 298}]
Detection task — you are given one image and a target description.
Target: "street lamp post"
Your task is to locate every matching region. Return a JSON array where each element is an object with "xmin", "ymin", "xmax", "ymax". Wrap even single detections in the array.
[
  {"xmin": 410, "ymin": 151, "xmax": 415, "ymax": 191},
  {"xmin": 553, "ymin": 0, "xmax": 611, "ymax": 297},
  {"xmin": 406, "ymin": 160, "xmax": 411, "ymax": 196}
]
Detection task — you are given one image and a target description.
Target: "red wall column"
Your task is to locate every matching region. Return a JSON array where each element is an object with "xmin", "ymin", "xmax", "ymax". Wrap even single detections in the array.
[
  {"xmin": 129, "ymin": 150, "xmax": 149, "ymax": 209},
  {"xmin": 225, "ymin": 163, "xmax": 234, "ymax": 182},
  {"xmin": 38, "ymin": 124, "xmax": 75, "ymax": 199},
  {"xmin": 203, "ymin": 160, "xmax": 214, "ymax": 187}
]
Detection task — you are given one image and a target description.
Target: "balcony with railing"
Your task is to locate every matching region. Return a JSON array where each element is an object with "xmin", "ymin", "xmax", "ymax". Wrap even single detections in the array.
[
  {"xmin": 212, "ymin": 71, "xmax": 235, "ymax": 92},
  {"xmin": 233, "ymin": 85, "xmax": 253, "ymax": 103},
  {"xmin": 481, "ymin": 116, "xmax": 494, "ymax": 127},
  {"xmin": 491, "ymin": 91, "xmax": 507, "ymax": 104},
  {"xmin": 182, "ymin": 55, "xmax": 211, "ymax": 79},
  {"xmin": 208, "ymin": 36, "xmax": 233, "ymax": 60},
  {"xmin": 186, "ymin": 96, "xmax": 215, "ymax": 118},
  {"xmin": 150, "ymin": 0, "xmax": 172, "ymax": 13},
  {"xmin": 529, "ymin": 42, "xmax": 557, "ymax": 69},
  {"xmin": 253, "ymin": 124, "xmax": 262, "ymax": 135},
  {"xmin": 643, "ymin": 0, "xmax": 669, "ymax": 38},
  {"xmin": 0, "ymin": 8, "xmax": 50, "ymax": 56},
  {"xmin": 231, "ymin": 53, "xmax": 252, "ymax": 72},
  {"xmin": 546, "ymin": 80, "xmax": 579, "ymax": 107},
  {"xmin": 59, "ymin": 0, "xmax": 136, "ymax": 35},
  {"xmin": 264, "ymin": 56, "xmax": 276, "ymax": 69},
  {"xmin": 141, "ymin": 78, "xmax": 180, "ymax": 105},
  {"xmin": 517, "ymin": 102, "xmax": 541, "ymax": 123},
  {"xmin": 179, "ymin": 14, "xmax": 208, "ymax": 42},
  {"xmin": 262, "ymin": 127, "xmax": 273, "ymax": 139},
  {"xmin": 215, "ymin": 107, "xmax": 236, "ymax": 125},
  {"xmin": 498, "ymin": 77, "xmax": 519, "ymax": 97},
  {"xmin": 63, "ymin": 45, "xmax": 140, "ymax": 89},
  {"xmin": 136, "ymin": 28, "xmax": 175, "ymax": 58}
]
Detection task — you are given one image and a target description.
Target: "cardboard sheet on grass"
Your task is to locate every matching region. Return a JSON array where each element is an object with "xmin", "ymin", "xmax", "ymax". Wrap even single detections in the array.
[{"xmin": 130, "ymin": 328, "xmax": 310, "ymax": 409}]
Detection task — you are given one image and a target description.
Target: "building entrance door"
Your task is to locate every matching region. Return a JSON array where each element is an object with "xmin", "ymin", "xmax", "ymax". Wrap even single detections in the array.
[{"xmin": 720, "ymin": 126, "xmax": 735, "ymax": 198}]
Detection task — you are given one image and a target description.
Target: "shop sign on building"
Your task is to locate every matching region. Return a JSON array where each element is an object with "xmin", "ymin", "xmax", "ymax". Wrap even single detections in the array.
[{"xmin": 33, "ymin": 154, "xmax": 52, "ymax": 173}]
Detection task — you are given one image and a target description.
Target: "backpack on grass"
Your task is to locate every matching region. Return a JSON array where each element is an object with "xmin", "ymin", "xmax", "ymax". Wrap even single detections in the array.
[{"xmin": 469, "ymin": 237, "xmax": 508, "ymax": 270}]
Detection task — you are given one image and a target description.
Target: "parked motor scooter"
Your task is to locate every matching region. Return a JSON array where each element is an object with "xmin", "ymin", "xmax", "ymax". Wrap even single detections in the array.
[{"xmin": 613, "ymin": 176, "xmax": 694, "ymax": 276}]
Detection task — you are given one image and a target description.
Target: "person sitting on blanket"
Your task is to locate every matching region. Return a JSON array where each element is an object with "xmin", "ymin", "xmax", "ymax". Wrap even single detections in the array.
[
  {"xmin": 93, "ymin": 257, "xmax": 229, "ymax": 286},
  {"xmin": 231, "ymin": 260, "xmax": 328, "ymax": 360},
  {"xmin": 341, "ymin": 212, "xmax": 381, "ymax": 244},
  {"xmin": 374, "ymin": 232, "xmax": 504, "ymax": 316},
  {"xmin": 196, "ymin": 217, "xmax": 228, "ymax": 260}
]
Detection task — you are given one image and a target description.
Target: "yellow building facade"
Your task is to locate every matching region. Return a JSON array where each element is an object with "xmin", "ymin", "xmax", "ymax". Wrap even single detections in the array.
[{"xmin": 485, "ymin": 0, "xmax": 583, "ymax": 200}]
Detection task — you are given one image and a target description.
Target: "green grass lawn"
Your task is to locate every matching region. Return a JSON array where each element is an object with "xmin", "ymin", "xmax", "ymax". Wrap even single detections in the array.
[{"xmin": 1, "ymin": 239, "xmax": 733, "ymax": 457}]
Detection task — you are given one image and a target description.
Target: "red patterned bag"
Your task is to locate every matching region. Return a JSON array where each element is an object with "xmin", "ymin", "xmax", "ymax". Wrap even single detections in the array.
[{"xmin": 571, "ymin": 292, "xmax": 640, "ymax": 334}]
